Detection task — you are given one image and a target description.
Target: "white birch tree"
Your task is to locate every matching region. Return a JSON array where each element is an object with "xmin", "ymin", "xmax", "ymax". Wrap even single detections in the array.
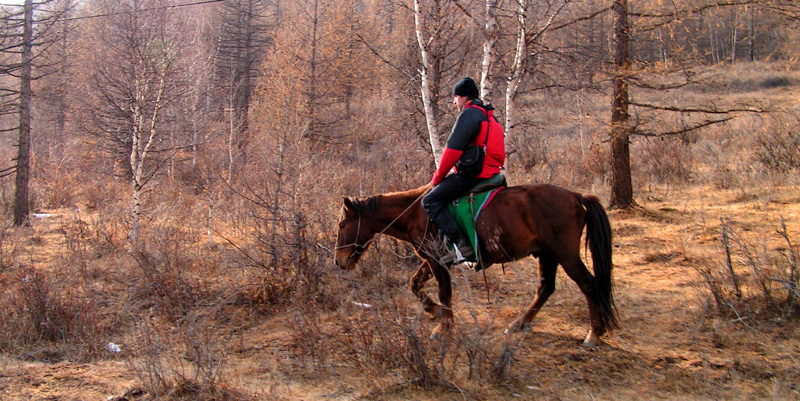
[
  {"xmin": 414, "ymin": 0, "xmax": 443, "ymax": 166},
  {"xmin": 76, "ymin": 0, "xmax": 186, "ymax": 240},
  {"xmin": 413, "ymin": 0, "xmax": 472, "ymax": 168},
  {"xmin": 130, "ymin": 44, "xmax": 175, "ymax": 240},
  {"xmin": 503, "ymin": 0, "xmax": 567, "ymax": 143},
  {"xmin": 479, "ymin": 0, "xmax": 498, "ymax": 101}
]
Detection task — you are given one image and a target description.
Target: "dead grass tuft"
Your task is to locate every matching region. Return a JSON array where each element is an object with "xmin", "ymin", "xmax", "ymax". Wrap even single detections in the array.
[
  {"xmin": 694, "ymin": 215, "xmax": 800, "ymax": 321},
  {"xmin": 0, "ymin": 264, "xmax": 111, "ymax": 361}
]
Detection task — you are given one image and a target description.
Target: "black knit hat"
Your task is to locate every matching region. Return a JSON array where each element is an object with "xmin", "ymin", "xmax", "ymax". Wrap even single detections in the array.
[{"xmin": 452, "ymin": 77, "xmax": 479, "ymax": 99}]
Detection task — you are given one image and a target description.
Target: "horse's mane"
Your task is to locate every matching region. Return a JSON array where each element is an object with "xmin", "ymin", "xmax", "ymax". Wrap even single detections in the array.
[
  {"xmin": 350, "ymin": 196, "xmax": 379, "ymax": 216},
  {"xmin": 350, "ymin": 185, "xmax": 429, "ymax": 217}
]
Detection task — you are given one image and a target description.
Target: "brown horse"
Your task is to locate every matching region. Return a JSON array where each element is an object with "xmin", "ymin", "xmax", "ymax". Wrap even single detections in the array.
[{"xmin": 334, "ymin": 183, "xmax": 617, "ymax": 346}]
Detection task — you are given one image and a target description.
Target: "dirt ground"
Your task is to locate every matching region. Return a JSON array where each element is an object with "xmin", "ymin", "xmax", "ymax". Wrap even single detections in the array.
[{"xmin": 1, "ymin": 184, "xmax": 799, "ymax": 400}]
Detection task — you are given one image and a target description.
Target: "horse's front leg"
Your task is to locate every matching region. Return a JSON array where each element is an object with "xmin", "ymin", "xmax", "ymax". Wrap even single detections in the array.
[
  {"xmin": 409, "ymin": 261, "xmax": 439, "ymax": 318},
  {"xmin": 408, "ymin": 259, "xmax": 454, "ymax": 339}
]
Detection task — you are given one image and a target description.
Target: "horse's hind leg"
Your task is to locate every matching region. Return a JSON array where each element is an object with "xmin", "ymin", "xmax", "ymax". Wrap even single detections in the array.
[
  {"xmin": 427, "ymin": 260, "xmax": 455, "ymax": 339},
  {"xmin": 505, "ymin": 253, "xmax": 557, "ymax": 334},
  {"xmin": 560, "ymin": 256, "xmax": 605, "ymax": 347}
]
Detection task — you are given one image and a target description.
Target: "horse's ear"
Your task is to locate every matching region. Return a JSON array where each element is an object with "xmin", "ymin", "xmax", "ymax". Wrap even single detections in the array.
[{"xmin": 343, "ymin": 197, "xmax": 356, "ymax": 214}]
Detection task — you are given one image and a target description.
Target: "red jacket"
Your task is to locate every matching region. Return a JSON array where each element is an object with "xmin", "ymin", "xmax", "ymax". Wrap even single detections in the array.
[{"xmin": 432, "ymin": 100, "xmax": 505, "ymax": 185}]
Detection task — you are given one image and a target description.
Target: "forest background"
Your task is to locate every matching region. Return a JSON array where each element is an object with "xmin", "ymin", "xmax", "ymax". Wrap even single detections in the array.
[{"xmin": 1, "ymin": 0, "xmax": 800, "ymax": 400}]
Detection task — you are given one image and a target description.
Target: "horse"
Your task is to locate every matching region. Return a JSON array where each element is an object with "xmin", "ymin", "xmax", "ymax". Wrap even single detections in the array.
[{"xmin": 334, "ymin": 182, "xmax": 617, "ymax": 347}]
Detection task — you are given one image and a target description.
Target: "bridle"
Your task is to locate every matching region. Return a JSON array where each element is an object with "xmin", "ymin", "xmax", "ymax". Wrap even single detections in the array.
[
  {"xmin": 334, "ymin": 215, "xmax": 368, "ymax": 267},
  {"xmin": 335, "ymin": 188, "xmax": 431, "ymax": 266}
]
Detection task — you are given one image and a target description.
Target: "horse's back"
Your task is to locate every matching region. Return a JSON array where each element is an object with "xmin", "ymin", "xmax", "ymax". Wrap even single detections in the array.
[
  {"xmin": 494, "ymin": 183, "xmax": 585, "ymax": 219},
  {"xmin": 476, "ymin": 183, "xmax": 587, "ymax": 263}
]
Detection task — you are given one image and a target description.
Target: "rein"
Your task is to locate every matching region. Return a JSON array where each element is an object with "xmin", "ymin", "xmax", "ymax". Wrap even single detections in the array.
[{"xmin": 336, "ymin": 188, "xmax": 431, "ymax": 261}]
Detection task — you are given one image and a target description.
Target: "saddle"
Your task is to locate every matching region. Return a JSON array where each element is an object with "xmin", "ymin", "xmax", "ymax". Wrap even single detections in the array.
[
  {"xmin": 466, "ymin": 173, "xmax": 507, "ymax": 194},
  {"xmin": 446, "ymin": 174, "xmax": 507, "ymax": 267}
]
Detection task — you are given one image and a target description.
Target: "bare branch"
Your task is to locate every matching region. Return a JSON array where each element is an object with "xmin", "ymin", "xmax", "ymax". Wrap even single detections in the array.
[
  {"xmin": 354, "ymin": 32, "xmax": 415, "ymax": 81},
  {"xmin": 634, "ymin": 117, "xmax": 734, "ymax": 137},
  {"xmin": 630, "ymin": 100, "xmax": 766, "ymax": 114}
]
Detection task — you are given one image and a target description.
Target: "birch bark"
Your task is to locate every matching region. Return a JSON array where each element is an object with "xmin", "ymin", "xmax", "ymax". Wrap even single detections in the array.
[
  {"xmin": 504, "ymin": 0, "xmax": 528, "ymax": 145},
  {"xmin": 480, "ymin": 0, "xmax": 498, "ymax": 101},
  {"xmin": 130, "ymin": 68, "xmax": 169, "ymax": 240},
  {"xmin": 413, "ymin": 0, "xmax": 443, "ymax": 167}
]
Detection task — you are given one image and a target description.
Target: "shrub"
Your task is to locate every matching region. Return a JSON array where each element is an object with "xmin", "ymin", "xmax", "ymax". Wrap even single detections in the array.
[
  {"xmin": 760, "ymin": 76, "xmax": 791, "ymax": 89},
  {"xmin": 0, "ymin": 265, "xmax": 109, "ymax": 361},
  {"xmin": 694, "ymin": 216, "xmax": 800, "ymax": 321},
  {"xmin": 129, "ymin": 320, "xmax": 253, "ymax": 401},
  {"xmin": 755, "ymin": 127, "xmax": 800, "ymax": 173},
  {"xmin": 128, "ymin": 241, "xmax": 199, "ymax": 320}
]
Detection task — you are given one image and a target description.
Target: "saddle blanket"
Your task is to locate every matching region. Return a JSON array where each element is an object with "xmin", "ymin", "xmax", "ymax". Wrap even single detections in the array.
[{"xmin": 447, "ymin": 186, "xmax": 504, "ymax": 264}]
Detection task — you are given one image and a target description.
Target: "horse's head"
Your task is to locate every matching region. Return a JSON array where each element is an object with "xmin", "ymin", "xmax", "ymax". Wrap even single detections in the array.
[{"xmin": 334, "ymin": 197, "xmax": 376, "ymax": 270}]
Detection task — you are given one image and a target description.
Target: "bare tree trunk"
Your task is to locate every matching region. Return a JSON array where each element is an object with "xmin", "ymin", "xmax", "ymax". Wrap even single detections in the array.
[
  {"xmin": 305, "ymin": 0, "xmax": 320, "ymax": 139},
  {"xmin": 268, "ymin": 131, "xmax": 287, "ymax": 269},
  {"xmin": 504, "ymin": 0, "xmax": 528, "ymax": 147},
  {"xmin": 577, "ymin": 97, "xmax": 585, "ymax": 159},
  {"xmin": 730, "ymin": 8, "xmax": 738, "ymax": 63},
  {"xmin": 747, "ymin": 5, "xmax": 755, "ymax": 61},
  {"xmin": 291, "ymin": 178, "xmax": 307, "ymax": 278},
  {"xmin": 609, "ymin": 0, "xmax": 634, "ymax": 209},
  {"xmin": 708, "ymin": 18, "xmax": 717, "ymax": 64},
  {"xmin": 504, "ymin": 0, "xmax": 561, "ymax": 151},
  {"xmin": 502, "ymin": 2, "xmax": 530, "ymax": 173},
  {"xmin": 130, "ymin": 73, "xmax": 168, "ymax": 240},
  {"xmin": 215, "ymin": 0, "xmax": 269, "ymax": 178},
  {"xmin": 479, "ymin": 0, "xmax": 498, "ymax": 101},
  {"xmin": 226, "ymin": 88, "xmax": 237, "ymax": 184},
  {"xmin": 13, "ymin": 0, "xmax": 33, "ymax": 227},
  {"xmin": 414, "ymin": 0, "xmax": 443, "ymax": 166}
]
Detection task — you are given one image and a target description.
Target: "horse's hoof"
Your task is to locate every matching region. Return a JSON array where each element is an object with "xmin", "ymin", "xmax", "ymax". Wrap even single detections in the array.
[
  {"xmin": 431, "ymin": 327, "xmax": 445, "ymax": 340},
  {"xmin": 582, "ymin": 331, "xmax": 601, "ymax": 347},
  {"xmin": 505, "ymin": 320, "xmax": 525, "ymax": 335},
  {"xmin": 430, "ymin": 320, "xmax": 450, "ymax": 340}
]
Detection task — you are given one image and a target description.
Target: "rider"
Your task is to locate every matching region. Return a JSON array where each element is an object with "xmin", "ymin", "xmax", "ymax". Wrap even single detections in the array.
[{"xmin": 422, "ymin": 77, "xmax": 506, "ymax": 264}]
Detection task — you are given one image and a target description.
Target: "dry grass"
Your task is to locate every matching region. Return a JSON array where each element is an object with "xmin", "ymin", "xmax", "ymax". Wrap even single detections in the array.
[
  {"xmin": 1, "ymin": 183, "xmax": 799, "ymax": 400},
  {"xmin": 1, "ymin": 61, "xmax": 800, "ymax": 400}
]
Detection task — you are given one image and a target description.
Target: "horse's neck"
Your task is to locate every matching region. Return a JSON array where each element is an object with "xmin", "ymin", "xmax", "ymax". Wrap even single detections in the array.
[{"xmin": 369, "ymin": 187, "xmax": 427, "ymax": 243}]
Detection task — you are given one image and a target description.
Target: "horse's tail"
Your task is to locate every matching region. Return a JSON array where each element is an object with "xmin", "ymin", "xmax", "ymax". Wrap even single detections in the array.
[{"xmin": 581, "ymin": 195, "xmax": 619, "ymax": 331}]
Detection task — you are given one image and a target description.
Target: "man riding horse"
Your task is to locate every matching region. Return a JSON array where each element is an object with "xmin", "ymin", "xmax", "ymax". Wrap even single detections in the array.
[
  {"xmin": 423, "ymin": 77, "xmax": 506, "ymax": 265},
  {"xmin": 335, "ymin": 78, "xmax": 617, "ymax": 346}
]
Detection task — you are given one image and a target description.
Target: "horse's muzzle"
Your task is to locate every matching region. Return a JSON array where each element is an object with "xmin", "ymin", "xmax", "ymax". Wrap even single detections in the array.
[
  {"xmin": 333, "ymin": 257, "xmax": 350, "ymax": 270},
  {"xmin": 334, "ymin": 254, "xmax": 354, "ymax": 270},
  {"xmin": 334, "ymin": 246, "xmax": 362, "ymax": 270}
]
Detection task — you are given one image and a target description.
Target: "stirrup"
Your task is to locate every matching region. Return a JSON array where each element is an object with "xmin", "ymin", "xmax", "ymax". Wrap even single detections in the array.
[
  {"xmin": 440, "ymin": 248, "xmax": 465, "ymax": 265},
  {"xmin": 439, "ymin": 239, "xmax": 473, "ymax": 265}
]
